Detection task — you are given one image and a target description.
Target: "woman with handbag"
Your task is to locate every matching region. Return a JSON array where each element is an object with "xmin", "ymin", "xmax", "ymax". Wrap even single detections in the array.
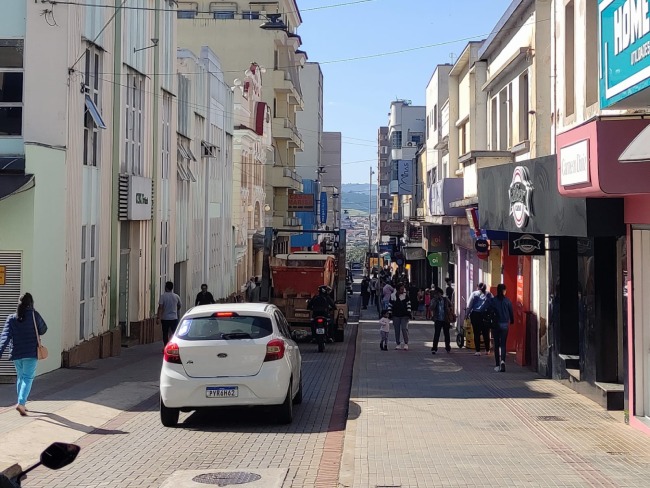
[{"xmin": 0, "ymin": 292, "xmax": 48, "ymax": 416}]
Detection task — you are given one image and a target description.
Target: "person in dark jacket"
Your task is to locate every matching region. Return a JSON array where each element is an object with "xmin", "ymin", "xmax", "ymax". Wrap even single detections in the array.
[
  {"xmin": 360, "ymin": 276, "xmax": 370, "ymax": 309},
  {"xmin": 388, "ymin": 284, "xmax": 412, "ymax": 350},
  {"xmin": 195, "ymin": 284, "xmax": 215, "ymax": 306},
  {"xmin": 465, "ymin": 283, "xmax": 493, "ymax": 356},
  {"xmin": 0, "ymin": 293, "xmax": 48, "ymax": 416},
  {"xmin": 430, "ymin": 287, "xmax": 452, "ymax": 354},
  {"xmin": 491, "ymin": 283, "xmax": 515, "ymax": 372}
]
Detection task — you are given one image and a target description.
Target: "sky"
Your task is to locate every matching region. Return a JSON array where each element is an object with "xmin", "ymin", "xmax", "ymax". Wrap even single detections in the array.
[{"xmin": 298, "ymin": 0, "xmax": 513, "ymax": 184}]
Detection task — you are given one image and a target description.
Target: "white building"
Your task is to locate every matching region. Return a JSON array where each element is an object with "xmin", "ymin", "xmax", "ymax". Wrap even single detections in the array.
[{"xmin": 295, "ymin": 62, "xmax": 323, "ymax": 183}]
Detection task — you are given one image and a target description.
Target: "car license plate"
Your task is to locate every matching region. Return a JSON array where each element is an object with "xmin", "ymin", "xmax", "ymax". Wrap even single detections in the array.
[
  {"xmin": 316, "ymin": 328, "xmax": 325, "ymax": 335},
  {"xmin": 295, "ymin": 312, "xmax": 310, "ymax": 318},
  {"xmin": 206, "ymin": 386, "xmax": 238, "ymax": 398}
]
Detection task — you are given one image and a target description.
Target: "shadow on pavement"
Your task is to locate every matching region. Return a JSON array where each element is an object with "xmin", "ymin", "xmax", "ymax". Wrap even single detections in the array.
[{"xmin": 26, "ymin": 411, "xmax": 129, "ymax": 435}]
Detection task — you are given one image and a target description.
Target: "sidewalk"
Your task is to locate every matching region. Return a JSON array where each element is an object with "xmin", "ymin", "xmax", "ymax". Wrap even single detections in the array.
[
  {"xmin": 340, "ymin": 306, "xmax": 650, "ymax": 487},
  {"xmin": 0, "ymin": 343, "xmax": 161, "ymax": 472}
]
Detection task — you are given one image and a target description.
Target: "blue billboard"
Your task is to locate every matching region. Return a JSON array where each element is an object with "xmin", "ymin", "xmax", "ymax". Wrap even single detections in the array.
[
  {"xmin": 319, "ymin": 191, "xmax": 328, "ymax": 225},
  {"xmin": 600, "ymin": 0, "xmax": 650, "ymax": 107}
]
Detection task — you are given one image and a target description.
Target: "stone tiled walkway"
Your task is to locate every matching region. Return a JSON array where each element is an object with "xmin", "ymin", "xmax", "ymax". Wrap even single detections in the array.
[{"xmin": 341, "ymin": 306, "xmax": 650, "ymax": 487}]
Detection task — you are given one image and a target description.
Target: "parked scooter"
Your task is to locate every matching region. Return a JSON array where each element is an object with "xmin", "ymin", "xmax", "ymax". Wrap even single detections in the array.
[
  {"xmin": 0, "ymin": 443, "xmax": 80, "ymax": 488},
  {"xmin": 312, "ymin": 316, "xmax": 328, "ymax": 353}
]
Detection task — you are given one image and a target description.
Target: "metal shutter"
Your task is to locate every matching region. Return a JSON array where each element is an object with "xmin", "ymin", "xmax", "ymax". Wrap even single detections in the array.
[{"xmin": 0, "ymin": 252, "xmax": 21, "ymax": 375}]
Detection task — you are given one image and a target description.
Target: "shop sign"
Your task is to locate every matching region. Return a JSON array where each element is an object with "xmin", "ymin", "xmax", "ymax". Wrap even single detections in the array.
[
  {"xmin": 474, "ymin": 238, "xmax": 489, "ymax": 254},
  {"xmin": 288, "ymin": 193, "xmax": 315, "ymax": 212},
  {"xmin": 397, "ymin": 160, "xmax": 414, "ymax": 196},
  {"xmin": 427, "ymin": 252, "xmax": 443, "ymax": 267},
  {"xmin": 380, "ymin": 221, "xmax": 404, "ymax": 236},
  {"xmin": 0, "ymin": 265, "xmax": 4, "ymax": 285},
  {"xmin": 600, "ymin": 0, "xmax": 650, "ymax": 108},
  {"xmin": 127, "ymin": 175, "xmax": 153, "ymax": 221},
  {"xmin": 509, "ymin": 166, "xmax": 533, "ymax": 229},
  {"xmin": 408, "ymin": 224, "xmax": 422, "ymax": 242},
  {"xmin": 425, "ymin": 225, "xmax": 450, "ymax": 252},
  {"xmin": 560, "ymin": 140, "xmax": 590, "ymax": 186},
  {"xmin": 379, "ymin": 244, "xmax": 393, "ymax": 254},
  {"xmin": 508, "ymin": 233, "xmax": 545, "ymax": 256},
  {"xmin": 403, "ymin": 247, "xmax": 426, "ymax": 261},
  {"xmin": 320, "ymin": 192, "xmax": 328, "ymax": 224}
]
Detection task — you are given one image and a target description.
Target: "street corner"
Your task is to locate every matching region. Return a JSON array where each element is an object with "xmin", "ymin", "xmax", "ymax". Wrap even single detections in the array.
[{"xmin": 158, "ymin": 468, "xmax": 288, "ymax": 488}]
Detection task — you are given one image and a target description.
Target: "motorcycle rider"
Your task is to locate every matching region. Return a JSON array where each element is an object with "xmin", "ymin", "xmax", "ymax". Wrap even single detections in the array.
[{"xmin": 307, "ymin": 285, "xmax": 337, "ymax": 342}]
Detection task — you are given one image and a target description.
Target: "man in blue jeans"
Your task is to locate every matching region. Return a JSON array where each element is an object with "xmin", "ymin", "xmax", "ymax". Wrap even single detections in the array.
[{"xmin": 157, "ymin": 281, "xmax": 182, "ymax": 345}]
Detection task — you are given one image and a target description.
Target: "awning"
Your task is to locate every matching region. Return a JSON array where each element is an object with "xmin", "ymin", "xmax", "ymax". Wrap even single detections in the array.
[
  {"xmin": 620, "ymin": 125, "xmax": 650, "ymax": 163},
  {"xmin": 0, "ymin": 173, "xmax": 34, "ymax": 201}
]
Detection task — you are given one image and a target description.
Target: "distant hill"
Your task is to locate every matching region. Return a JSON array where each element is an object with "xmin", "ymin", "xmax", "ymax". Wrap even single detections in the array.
[{"xmin": 341, "ymin": 183, "xmax": 378, "ymax": 216}]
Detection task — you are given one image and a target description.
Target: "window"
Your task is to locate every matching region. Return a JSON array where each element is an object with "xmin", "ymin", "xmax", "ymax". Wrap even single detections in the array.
[
  {"xmin": 160, "ymin": 221, "xmax": 169, "ymax": 296},
  {"xmin": 391, "ymin": 131, "xmax": 402, "ymax": 148},
  {"xmin": 491, "ymin": 96, "xmax": 498, "ymax": 150},
  {"xmin": 459, "ymin": 121, "xmax": 468, "ymax": 155},
  {"xmin": 242, "ymin": 10, "xmax": 260, "ymax": 19},
  {"xmin": 84, "ymin": 45, "xmax": 105, "ymax": 166},
  {"xmin": 0, "ymin": 39, "xmax": 24, "ymax": 136},
  {"xmin": 213, "ymin": 11, "xmax": 235, "ymax": 19},
  {"xmin": 498, "ymin": 87, "xmax": 508, "ymax": 150},
  {"xmin": 433, "ymin": 105, "xmax": 438, "ymax": 131},
  {"xmin": 585, "ymin": 0, "xmax": 598, "ymax": 107},
  {"xmin": 124, "ymin": 69, "xmax": 144, "ymax": 175},
  {"xmin": 177, "ymin": 10, "xmax": 196, "ymax": 19},
  {"xmin": 411, "ymin": 134, "xmax": 421, "ymax": 145},
  {"xmin": 565, "ymin": 1, "xmax": 575, "ymax": 116},
  {"xmin": 176, "ymin": 315, "xmax": 273, "ymax": 340},
  {"xmin": 519, "ymin": 72, "xmax": 529, "ymax": 143},
  {"xmin": 80, "ymin": 224, "xmax": 97, "ymax": 340},
  {"xmin": 161, "ymin": 92, "xmax": 171, "ymax": 179}
]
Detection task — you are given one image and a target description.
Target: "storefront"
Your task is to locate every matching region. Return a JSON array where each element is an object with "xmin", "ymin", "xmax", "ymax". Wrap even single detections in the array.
[
  {"xmin": 557, "ymin": 117, "xmax": 650, "ymax": 426},
  {"xmin": 478, "ymin": 156, "xmax": 625, "ymax": 409}
]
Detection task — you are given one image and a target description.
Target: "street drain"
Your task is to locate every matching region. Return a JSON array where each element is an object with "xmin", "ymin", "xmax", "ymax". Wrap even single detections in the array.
[
  {"xmin": 192, "ymin": 472, "xmax": 262, "ymax": 486},
  {"xmin": 536, "ymin": 416, "xmax": 567, "ymax": 421}
]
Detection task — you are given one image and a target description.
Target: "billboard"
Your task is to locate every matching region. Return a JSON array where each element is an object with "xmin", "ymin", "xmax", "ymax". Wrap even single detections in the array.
[
  {"xmin": 397, "ymin": 159, "xmax": 414, "ymax": 196},
  {"xmin": 288, "ymin": 193, "xmax": 315, "ymax": 212}
]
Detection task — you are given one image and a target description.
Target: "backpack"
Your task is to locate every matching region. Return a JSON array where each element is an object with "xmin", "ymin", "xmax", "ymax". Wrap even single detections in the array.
[
  {"xmin": 444, "ymin": 297, "xmax": 457, "ymax": 323},
  {"xmin": 483, "ymin": 299, "xmax": 499, "ymax": 329}
]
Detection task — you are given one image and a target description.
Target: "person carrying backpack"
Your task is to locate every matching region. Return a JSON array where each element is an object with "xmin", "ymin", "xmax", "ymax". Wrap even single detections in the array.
[
  {"xmin": 465, "ymin": 283, "xmax": 493, "ymax": 356},
  {"xmin": 490, "ymin": 283, "xmax": 514, "ymax": 372}
]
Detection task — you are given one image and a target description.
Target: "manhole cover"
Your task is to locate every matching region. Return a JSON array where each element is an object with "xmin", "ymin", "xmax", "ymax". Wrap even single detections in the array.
[
  {"xmin": 536, "ymin": 416, "xmax": 566, "ymax": 422},
  {"xmin": 192, "ymin": 472, "xmax": 262, "ymax": 486}
]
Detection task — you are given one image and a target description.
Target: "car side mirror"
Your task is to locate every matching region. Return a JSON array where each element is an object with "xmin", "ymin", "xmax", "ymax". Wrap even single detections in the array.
[{"xmin": 40, "ymin": 443, "xmax": 81, "ymax": 470}]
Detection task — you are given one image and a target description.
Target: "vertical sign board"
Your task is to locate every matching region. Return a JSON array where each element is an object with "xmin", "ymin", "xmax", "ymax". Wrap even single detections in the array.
[
  {"xmin": 600, "ymin": 0, "xmax": 650, "ymax": 108},
  {"xmin": 0, "ymin": 265, "xmax": 5, "ymax": 285},
  {"xmin": 319, "ymin": 191, "xmax": 328, "ymax": 225},
  {"xmin": 397, "ymin": 160, "xmax": 414, "ymax": 196}
]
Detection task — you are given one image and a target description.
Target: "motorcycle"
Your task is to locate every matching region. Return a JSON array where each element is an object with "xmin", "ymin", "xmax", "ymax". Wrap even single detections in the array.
[
  {"xmin": 0, "ymin": 442, "xmax": 80, "ymax": 488},
  {"xmin": 312, "ymin": 316, "xmax": 328, "ymax": 352}
]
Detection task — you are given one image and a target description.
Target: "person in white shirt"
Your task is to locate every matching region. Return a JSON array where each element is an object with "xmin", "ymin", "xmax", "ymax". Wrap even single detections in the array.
[{"xmin": 379, "ymin": 310, "xmax": 391, "ymax": 351}]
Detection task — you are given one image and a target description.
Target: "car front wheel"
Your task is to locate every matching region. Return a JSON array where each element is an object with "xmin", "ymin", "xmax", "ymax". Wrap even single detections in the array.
[
  {"xmin": 276, "ymin": 383, "xmax": 294, "ymax": 424},
  {"xmin": 292, "ymin": 375, "xmax": 303, "ymax": 405},
  {"xmin": 160, "ymin": 397, "xmax": 179, "ymax": 427}
]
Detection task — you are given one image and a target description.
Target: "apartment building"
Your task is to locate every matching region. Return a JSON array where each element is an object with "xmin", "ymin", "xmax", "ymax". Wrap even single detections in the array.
[
  {"xmin": 377, "ymin": 126, "xmax": 391, "ymax": 223},
  {"xmin": 0, "ymin": 0, "xmax": 177, "ymax": 375},
  {"xmin": 321, "ymin": 132, "xmax": 342, "ymax": 230},
  {"xmin": 177, "ymin": 0, "xmax": 305, "ymax": 253}
]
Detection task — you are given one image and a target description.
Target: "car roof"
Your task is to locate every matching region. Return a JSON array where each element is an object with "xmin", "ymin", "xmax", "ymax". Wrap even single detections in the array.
[{"xmin": 184, "ymin": 303, "xmax": 275, "ymax": 318}]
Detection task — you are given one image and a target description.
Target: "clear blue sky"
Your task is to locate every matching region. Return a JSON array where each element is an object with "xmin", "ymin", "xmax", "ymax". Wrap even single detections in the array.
[{"xmin": 299, "ymin": 0, "xmax": 513, "ymax": 183}]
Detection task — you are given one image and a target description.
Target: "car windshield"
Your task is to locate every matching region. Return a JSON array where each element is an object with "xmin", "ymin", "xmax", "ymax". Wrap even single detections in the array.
[{"xmin": 175, "ymin": 315, "xmax": 273, "ymax": 341}]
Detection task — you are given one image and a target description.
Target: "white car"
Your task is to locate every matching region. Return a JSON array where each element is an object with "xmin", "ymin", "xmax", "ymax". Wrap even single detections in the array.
[{"xmin": 159, "ymin": 303, "xmax": 303, "ymax": 427}]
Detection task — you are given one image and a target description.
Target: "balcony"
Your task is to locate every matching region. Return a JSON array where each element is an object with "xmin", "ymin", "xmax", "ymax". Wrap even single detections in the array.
[
  {"xmin": 272, "ymin": 117, "xmax": 304, "ymax": 150},
  {"xmin": 284, "ymin": 217, "xmax": 302, "ymax": 227},
  {"xmin": 273, "ymin": 70, "xmax": 303, "ymax": 109},
  {"xmin": 270, "ymin": 165, "xmax": 302, "ymax": 191}
]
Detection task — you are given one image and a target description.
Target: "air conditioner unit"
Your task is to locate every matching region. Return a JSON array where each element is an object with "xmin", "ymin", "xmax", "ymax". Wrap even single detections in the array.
[
  {"xmin": 416, "ymin": 207, "xmax": 425, "ymax": 217},
  {"xmin": 406, "ymin": 141, "xmax": 416, "ymax": 147}
]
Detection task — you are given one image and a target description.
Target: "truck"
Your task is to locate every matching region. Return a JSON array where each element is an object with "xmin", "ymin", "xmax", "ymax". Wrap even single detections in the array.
[{"xmin": 259, "ymin": 227, "xmax": 348, "ymax": 342}]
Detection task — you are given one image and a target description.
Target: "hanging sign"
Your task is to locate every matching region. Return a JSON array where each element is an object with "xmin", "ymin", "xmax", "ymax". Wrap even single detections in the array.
[
  {"xmin": 427, "ymin": 252, "xmax": 443, "ymax": 267},
  {"xmin": 509, "ymin": 166, "xmax": 534, "ymax": 228},
  {"xmin": 508, "ymin": 233, "xmax": 545, "ymax": 256},
  {"xmin": 319, "ymin": 191, "xmax": 328, "ymax": 224}
]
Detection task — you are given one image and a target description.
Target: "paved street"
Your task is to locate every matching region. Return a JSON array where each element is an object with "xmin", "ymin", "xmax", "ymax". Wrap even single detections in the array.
[{"xmin": 2, "ymin": 278, "xmax": 650, "ymax": 487}]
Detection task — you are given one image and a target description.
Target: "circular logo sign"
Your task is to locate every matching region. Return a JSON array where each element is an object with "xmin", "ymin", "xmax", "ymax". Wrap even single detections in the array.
[
  {"xmin": 509, "ymin": 166, "xmax": 534, "ymax": 229},
  {"xmin": 474, "ymin": 238, "xmax": 489, "ymax": 253}
]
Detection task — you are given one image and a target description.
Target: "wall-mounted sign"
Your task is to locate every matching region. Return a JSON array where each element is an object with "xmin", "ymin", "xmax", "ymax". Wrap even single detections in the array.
[
  {"xmin": 474, "ymin": 238, "xmax": 489, "ymax": 254},
  {"xmin": 397, "ymin": 160, "xmax": 414, "ymax": 196},
  {"xmin": 508, "ymin": 233, "xmax": 545, "ymax": 256},
  {"xmin": 0, "ymin": 265, "xmax": 5, "ymax": 285},
  {"xmin": 427, "ymin": 252, "xmax": 443, "ymax": 267},
  {"xmin": 403, "ymin": 247, "xmax": 426, "ymax": 261},
  {"xmin": 127, "ymin": 175, "xmax": 153, "ymax": 221},
  {"xmin": 509, "ymin": 166, "xmax": 533, "ymax": 229},
  {"xmin": 599, "ymin": 0, "xmax": 650, "ymax": 108},
  {"xmin": 380, "ymin": 221, "xmax": 404, "ymax": 236},
  {"xmin": 407, "ymin": 224, "xmax": 422, "ymax": 242},
  {"xmin": 560, "ymin": 139, "xmax": 590, "ymax": 186},
  {"xmin": 288, "ymin": 193, "xmax": 315, "ymax": 212},
  {"xmin": 424, "ymin": 225, "xmax": 450, "ymax": 252},
  {"xmin": 319, "ymin": 191, "xmax": 328, "ymax": 224}
]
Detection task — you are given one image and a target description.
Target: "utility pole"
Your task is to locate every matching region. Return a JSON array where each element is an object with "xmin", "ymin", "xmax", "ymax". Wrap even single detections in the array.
[{"xmin": 368, "ymin": 166, "xmax": 375, "ymax": 272}]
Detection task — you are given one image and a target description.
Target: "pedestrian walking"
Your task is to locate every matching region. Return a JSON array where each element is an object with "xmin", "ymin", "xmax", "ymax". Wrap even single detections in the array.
[
  {"xmin": 195, "ymin": 284, "xmax": 215, "ymax": 306},
  {"xmin": 490, "ymin": 284, "xmax": 514, "ymax": 372},
  {"xmin": 157, "ymin": 281, "xmax": 182, "ymax": 345},
  {"xmin": 361, "ymin": 276, "xmax": 370, "ymax": 310},
  {"xmin": 242, "ymin": 277, "xmax": 256, "ymax": 302},
  {"xmin": 465, "ymin": 283, "xmax": 493, "ymax": 355},
  {"xmin": 0, "ymin": 293, "xmax": 48, "ymax": 416},
  {"xmin": 445, "ymin": 277, "xmax": 454, "ymax": 303},
  {"xmin": 369, "ymin": 274, "xmax": 378, "ymax": 305},
  {"xmin": 424, "ymin": 288, "xmax": 432, "ymax": 320},
  {"xmin": 388, "ymin": 283, "xmax": 412, "ymax": 350},
  {"xmin": 416, "ymin": 288, "xmax": 426, "ymax": 318},
  {"xmin": 378, "ymin": 310, "xmax": 391, "ymax": 351},
  {"xmin": 382, "ymin": 281, "xmax": 394, "ymax": 313},
  {"xmin": 430, "ymin": 287, "xmax": 452, "ymax": 354}
]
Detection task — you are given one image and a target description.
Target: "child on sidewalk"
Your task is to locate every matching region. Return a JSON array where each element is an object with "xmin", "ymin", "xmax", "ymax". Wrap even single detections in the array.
[{"xmin": 379, "ymin": 310, "xmax": 391, "ymax": 351}]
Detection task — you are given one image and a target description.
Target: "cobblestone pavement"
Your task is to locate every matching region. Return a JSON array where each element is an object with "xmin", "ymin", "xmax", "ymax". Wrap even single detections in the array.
[
  {"xmin": 0, "ymin": 293, "xmax": 360, "ymax": 488},
  {"xmin": 340, "ymin": 305, "xmax": 650, "ymax": 488}
]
